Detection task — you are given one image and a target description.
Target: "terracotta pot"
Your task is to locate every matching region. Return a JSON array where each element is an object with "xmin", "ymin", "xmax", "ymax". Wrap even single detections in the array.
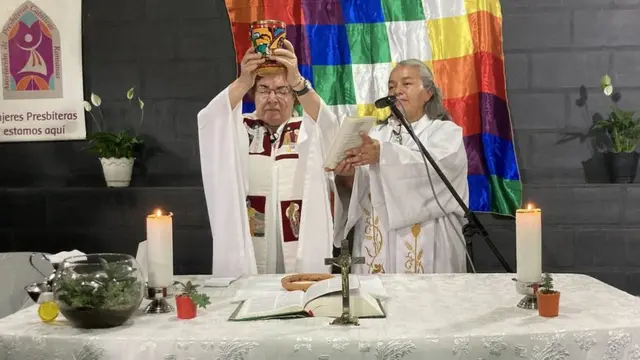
[
  {"xmin": 175, "ymin": 295, "xmax": 197, "ymax": 319},
  {"xmin": 537, "ymin": 291, "xmax": 560, "ymax": 317}
]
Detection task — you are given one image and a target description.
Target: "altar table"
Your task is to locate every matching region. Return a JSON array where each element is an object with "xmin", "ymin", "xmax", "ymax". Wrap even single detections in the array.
[{"xmin": 1, "ymin": 273, "xmax": 640, "ymax": 360}]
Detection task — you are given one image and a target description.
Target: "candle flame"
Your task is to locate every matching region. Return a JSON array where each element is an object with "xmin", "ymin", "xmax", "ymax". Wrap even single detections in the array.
[
  {"xmin": 527, "ymin": 203, "xmax": 533, "ymax": 210},
  {"xmin": 148, "ymin": 208, "xmax": 173, "ymax": 218}
]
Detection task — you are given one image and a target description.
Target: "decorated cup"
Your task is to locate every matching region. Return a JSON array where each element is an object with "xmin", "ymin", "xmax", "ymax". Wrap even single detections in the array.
[{"xmin": 250, "ymin": 20, "xmax": 287, "ymax": 76}]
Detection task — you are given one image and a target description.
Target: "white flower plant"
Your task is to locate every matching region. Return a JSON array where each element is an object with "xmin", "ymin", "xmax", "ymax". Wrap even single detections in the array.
[
  {"xmin": 83, "ymin": 87, "xmax": 145, "ymax": 159},
  {"xmin": 593, "ymin": 75, "xmax": 640, "ymax": 153}
]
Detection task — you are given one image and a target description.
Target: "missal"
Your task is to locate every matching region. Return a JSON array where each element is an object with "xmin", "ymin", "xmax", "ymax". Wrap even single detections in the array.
[
  {"xmin": 323, "ymin": 116, "xmax": 377, "ymax": 169},
  {"xmin": 228, "ymin": 275, "xmax": 386, "ymax": 321}
]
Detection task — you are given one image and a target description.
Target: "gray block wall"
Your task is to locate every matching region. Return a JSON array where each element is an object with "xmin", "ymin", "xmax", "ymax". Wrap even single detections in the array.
[
  {"xmin": 1, "ymin": 0, "xmax": 639, "ymax": 293},
  {"xmin": 503, "ymin": 0, "xmax": 640, "ymax": 183},
  {"xmin": 481, "ymin": 0, "xmax": 640, "ymax": 293}
]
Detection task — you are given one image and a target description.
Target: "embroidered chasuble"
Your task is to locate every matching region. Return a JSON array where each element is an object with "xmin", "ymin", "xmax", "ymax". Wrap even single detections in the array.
[
  {"xmin": 345, "ymin": 116, "xmax": 469, "ymax": 274},
  {"xmin": 197, "ymin": 85, "xmax": 340, "ymax": 277}
]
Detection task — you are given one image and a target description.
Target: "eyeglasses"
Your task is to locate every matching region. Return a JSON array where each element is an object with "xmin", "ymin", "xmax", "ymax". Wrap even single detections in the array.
[{"xmin": 255, "ymin": 86, "xmax": 291, "ymax": 98}]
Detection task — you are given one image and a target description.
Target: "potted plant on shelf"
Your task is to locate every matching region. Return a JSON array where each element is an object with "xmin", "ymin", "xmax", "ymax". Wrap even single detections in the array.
[
  {"xmin": 174, "ymin": 280, "xmax": 211, "ymax": 320},
  {"xmin": 593, "ymin": 75, "xmax": 640, "ymax": 183},
  {"xmin": 83, "ymin": 87, "xmax": 145, "ymax": 187},
  {"xmin": 536, "ymin": 273, "xmax": 560, "ymax": 318}
]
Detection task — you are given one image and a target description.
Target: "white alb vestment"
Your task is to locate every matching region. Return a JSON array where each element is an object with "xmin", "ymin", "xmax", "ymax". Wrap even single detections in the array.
[
  {"xmin": 345, "ymin": 115, "xmax": 469, "ymax": 274},
  {"xmin": 197, "ymin": 86, "xmax": 340, "ymax": 277}
]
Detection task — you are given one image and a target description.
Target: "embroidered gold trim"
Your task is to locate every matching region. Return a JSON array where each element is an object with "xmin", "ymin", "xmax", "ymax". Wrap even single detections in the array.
[
  {"xmin": 404, "ymin": 224, "xmax": 424, "ymax": 273},
  {"xmin": 363, "ymin": 193, "xmax": 385, "ymax": 274}
]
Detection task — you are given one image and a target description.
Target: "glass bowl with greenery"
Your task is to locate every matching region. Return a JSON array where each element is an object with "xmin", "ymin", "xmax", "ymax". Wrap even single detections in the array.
[{"xmin": 52, "ymin": 253, "xmax": 145, "ymax": 329}]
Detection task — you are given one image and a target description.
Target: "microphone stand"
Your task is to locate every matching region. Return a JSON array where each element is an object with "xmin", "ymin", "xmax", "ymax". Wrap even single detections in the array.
[{"xmin": 389, "ymin": 104, "xmax": 513, "ymax": 273}]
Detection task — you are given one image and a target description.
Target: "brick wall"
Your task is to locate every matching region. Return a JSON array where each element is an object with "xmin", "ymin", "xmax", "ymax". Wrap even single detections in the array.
[
  {"xmin": 0, "ymin": 187, "xmax": 213, "ymax": 275},
  {"xmin": 503, "ymin": 0, "xmax": 640, "ymax": 183},
  {"xmin": 474, "ymin": 184, "xmax": 640, "ymax": 292},
  {"xmin": 1, "ymin": 0, "xmax": 640, "ymax": 293},
  {"xmin": 0, "ymin": 0, "xmax": 235, "ymax": 186},
  {"xmin": 489, "ymin": 0, "xmax": 640, "ymax": 293}
]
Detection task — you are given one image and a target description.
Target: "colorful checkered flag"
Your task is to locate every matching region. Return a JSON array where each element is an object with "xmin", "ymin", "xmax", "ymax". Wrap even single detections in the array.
[{"xmin": 225, "ymin": 0, "xmax": 522, "ymax": 216}]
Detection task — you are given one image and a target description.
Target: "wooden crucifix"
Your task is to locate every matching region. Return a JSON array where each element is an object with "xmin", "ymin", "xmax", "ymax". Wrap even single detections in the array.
[{"xmin": 324, "ymin": 238, "xmax": 365, "ymax": 326}]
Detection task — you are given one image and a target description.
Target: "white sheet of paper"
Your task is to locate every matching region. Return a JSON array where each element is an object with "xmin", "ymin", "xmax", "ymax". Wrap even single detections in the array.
[
  {"xmin": 230, "ymin": 274, "xmax": 389, "ymax": 303},
  {"xmin": 323, "ymin": 116, "xmax": 377, "ymax": 169},
  {"xmin": 46, "ymin": 249, "xmax": 86, "ymax": 264},
  {"xmin": 204, "ymin": 276, "xmax": 240, "ymax": 287},
  {"xmin": 136, "ymin": 240, "xmax": 148, "ymax": 282},
  {"xmin": 231, "ymin": 276, "xmax": 287, "ymax": 303},
  {"xmin": 358, "ymin": 275, "xmax": 389, "ymax": 299}
]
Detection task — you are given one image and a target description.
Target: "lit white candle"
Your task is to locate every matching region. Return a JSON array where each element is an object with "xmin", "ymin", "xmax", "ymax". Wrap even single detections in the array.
[
  {"xmin": 146, "ymin": 209, "xmax": 174, "ymax": 288},
  {"xmin": 515, "ymin": 203, "xmax": 542, "ymax": 283}
]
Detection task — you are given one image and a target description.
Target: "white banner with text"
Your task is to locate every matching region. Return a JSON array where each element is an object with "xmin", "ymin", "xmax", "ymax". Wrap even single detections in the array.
[{"xmin": 0, "ymin": 0, "xmax": 85, "ymax": 142}]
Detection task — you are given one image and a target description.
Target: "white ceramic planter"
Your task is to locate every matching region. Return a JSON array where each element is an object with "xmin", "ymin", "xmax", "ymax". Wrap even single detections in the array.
[{"xmin": 99, "ymin": 157, "xmax": 135, "ymax": 187}]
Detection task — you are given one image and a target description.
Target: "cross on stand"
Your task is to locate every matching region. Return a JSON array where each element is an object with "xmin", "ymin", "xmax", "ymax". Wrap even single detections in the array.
[{"xmin": 324, "ymin": 238, "xmax": 365, "ymax": 326}]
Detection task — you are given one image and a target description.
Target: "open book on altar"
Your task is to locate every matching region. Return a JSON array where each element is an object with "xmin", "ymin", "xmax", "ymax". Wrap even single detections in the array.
[{"xmin": 228, "ymin": 275, "xmax": 386, "ymax": 321}]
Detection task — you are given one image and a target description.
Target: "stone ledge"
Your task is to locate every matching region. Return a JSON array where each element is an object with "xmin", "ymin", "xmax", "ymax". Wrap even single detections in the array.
[
  {"xmin": 502, "ymin": 1, "xmax": 638, "ymax": 13},
  {"xmin": 2, "ymin": 182, "xmax": 640, "ymax": 191},
  {"xmin": 0, "ymin": 175, "xmax": 205, "ymax": 188},
  {"xmin": 524, "ymin": 182, "xmax": 640, "ymax": 188},
  {"xmin": 1, "ymin": 186, "xmax": 206, "ymax": 192}
]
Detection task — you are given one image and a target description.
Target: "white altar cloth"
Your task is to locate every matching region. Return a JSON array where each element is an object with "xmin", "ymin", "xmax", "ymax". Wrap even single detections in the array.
[{"xmin": 1, "ymin": 273, "xmax": 640, "ymax": 360}]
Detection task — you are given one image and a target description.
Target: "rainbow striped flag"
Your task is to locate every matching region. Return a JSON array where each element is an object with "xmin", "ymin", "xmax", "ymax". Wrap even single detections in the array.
[{"xmin": 224, "ymin": 0, "xmax": 522, "ymax": 216}]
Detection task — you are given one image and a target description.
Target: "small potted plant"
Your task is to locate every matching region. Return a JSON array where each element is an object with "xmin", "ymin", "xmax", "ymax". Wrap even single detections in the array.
[
  {"xmin": 174, "ymin": 281, "xmax": 211, "ymax": 320},
  {"xmin": 83, "ymin": 87, "xmax": 145, "ymax": 187},
  {"xmin": 593, "ymin": 75, "xmax": 640, "ymax": 183},
  {"xmin": 536, "ymin": 273, "xmax": 560, "ymax": 318}
]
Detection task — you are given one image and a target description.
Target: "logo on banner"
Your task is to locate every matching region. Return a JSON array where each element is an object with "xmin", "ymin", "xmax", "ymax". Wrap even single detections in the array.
[{"xmin": 0, "ymin": 1, "xmax": 63, "ymax": 100}]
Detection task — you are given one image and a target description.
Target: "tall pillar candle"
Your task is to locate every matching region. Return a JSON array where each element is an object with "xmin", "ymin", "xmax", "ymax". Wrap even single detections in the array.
[
  {"xmin": 146, "ymin": 209, "xmax": 174, "ymax": 288},
  {"xmin": 515, "ymin": 204, "xmax": 542, "ymax": 283}
]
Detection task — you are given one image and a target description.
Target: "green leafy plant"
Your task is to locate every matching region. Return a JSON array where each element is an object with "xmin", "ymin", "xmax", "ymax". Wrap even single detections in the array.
[
  {"xmin": 83, "ymin": 87, "xmax": 145, "ymax": 159},
  {"xmin": 538, "ymin": 273, "xmax": 557, "ymax": 295},
  {"xmin": 55, "ymin": 257, "xmax": 143, "ymax": 310},
  {"xmin": 593, "ymin": 75, "xmax": 640, "ymax": 153},
  {"xmin": 174, "ymin": 280, "xmax": 211, "ymax": 309}
]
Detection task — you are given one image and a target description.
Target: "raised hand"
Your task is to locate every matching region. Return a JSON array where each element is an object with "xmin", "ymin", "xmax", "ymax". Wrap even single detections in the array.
[
  {"xmin": 238, "ymin": 47, "xmax": 266, "ymax": 88},
  {"xmin": 268, "ymin": 39, "xmax": 303, "ymax": 88},
  {"xmin": 325, "ymin": 159, "xmax": 356, "ymax": 177},
  {"xmin": 344, "ymin": 133, "xmax": 380, "ymax": 166}
]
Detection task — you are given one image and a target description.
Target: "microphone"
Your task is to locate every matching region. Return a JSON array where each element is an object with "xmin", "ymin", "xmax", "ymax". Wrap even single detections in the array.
[
  {"xmin": 374, "ymin": 95, "xmax": 396, "ymax": 109},
  {"xmin": 384, "ymin": 97, "xmax": 512, "ymax": 274},
  {"xmin": 270, "ymin": 133, "xmax": 279, "ymax": 144}
]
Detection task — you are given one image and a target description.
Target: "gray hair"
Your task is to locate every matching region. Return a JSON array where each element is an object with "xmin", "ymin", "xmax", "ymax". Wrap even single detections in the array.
[{"xmin": 395, "ymin": 59, "xmax": 451, "ymax": 121}]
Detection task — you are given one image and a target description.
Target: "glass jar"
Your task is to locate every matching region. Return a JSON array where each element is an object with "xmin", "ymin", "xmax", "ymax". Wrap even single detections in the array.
[
  {"xmin": 37, "ymin": 292, "xmax": 59, "ymax": 322},
  {"xmin": 52, "ymin": 253, "xmax": 145, "ymax": 329}
]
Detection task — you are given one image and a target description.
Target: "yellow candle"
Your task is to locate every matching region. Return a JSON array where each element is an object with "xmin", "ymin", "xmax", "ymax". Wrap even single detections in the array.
[
  {"xmin": 515, "ymin": 203, "xmax": 542, "ymax": 283},
  {"xmin": 146, "ymin": 209, "xmax": 174, "ymax": 288}
]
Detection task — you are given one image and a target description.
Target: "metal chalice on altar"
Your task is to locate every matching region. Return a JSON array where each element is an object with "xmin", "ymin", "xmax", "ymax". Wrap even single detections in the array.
[
  {"xmin": 513, "ymin": 278, "xmax": 541, "ymax": 310},
  {"xmin": 24, "ymin": 252, "xmax": 58, "ymax": 303},
  {"xmin": 144, "ymin": 284, "xmax": 173, "ymax": 314},
  {"xmin": 24, "ymin": 281, "xmax": 50, "ymax": 304}
]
